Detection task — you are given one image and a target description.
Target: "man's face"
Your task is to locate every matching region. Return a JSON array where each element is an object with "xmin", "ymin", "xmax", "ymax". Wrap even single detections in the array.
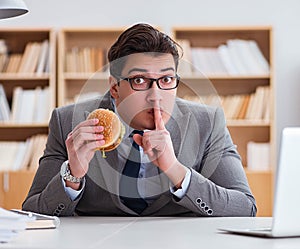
[{"xmin": 110, "ymin": 53, "xmax": 177, "ymax": 130}]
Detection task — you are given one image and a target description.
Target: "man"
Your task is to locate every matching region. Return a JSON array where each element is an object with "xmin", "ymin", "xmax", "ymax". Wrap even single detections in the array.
[{"xmin": 22, "ymin": 23, "xmax": 256, "ymax": 217}]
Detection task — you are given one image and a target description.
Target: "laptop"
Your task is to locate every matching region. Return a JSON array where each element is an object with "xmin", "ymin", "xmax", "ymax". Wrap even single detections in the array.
[{"xmin": 219, "ymin": 127, "xmax": 300, "ymax": 238}]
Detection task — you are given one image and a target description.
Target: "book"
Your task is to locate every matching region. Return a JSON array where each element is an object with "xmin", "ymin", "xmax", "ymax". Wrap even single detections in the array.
[
  {"xmin": 229, "ymin": 95, "xmax": 244, "ymax": 120},
  {"xmin": 226, "ymin": 39, "xmax": 249, "ymax": 75},
  {"xmin": 18, "ymin": 42, "xmax": 33, "ymax": 73},
  {"xmin": 0, "ymin": 39, "xmax": 8, "ymax": 73},
  {"xmin": 191, "ymin": 47, "xmax": 228, "ymax": 76},
  {"xmin": 10, "ymin": 209, "xmax": 60, "ymax": 230},
  {"xmin": 36, "ymin": 40, "xmax": 49, "ymax": 74},
  {"xmin": 247, "ymin": 141, "xmax": 270, "ymax": 171},
  {"xmin": 0, "ymin": 141, "xmax": 20, "ymax": 171},
  {"xmin": 66, "ymin": 46, "xmax": 79, "ymax": 72},
  {"xmin": 252, "ymin": 86, "xmax": 266, "ymax": 120},
  {"xmin": 10, "ymin": 86, "xmax": 23, "ymax": 122},
  {"xmin": 0, "ymin": 83, "xmax": 10, "ymax": 121},
  {"xmin": 18, "ymin": 136, "xmax": 34, "ymax": 170},
  {"xmin": 217, "ymin": 44, "xmax": 240, "ymax": 75},
  {"xmin": 226, "ymin": 39, "xmax": 261, "ymax": 75},
  {"xmin": 18, "ymin": 88, "xmax": 37, "ymax": 123},
  {"xmin": 0, "ymin": 133, "xmax": 48, "ymax": 172},
  {"xmin": 191, "ymin": 47, "xmax": 210, "ymax": 75},
  {"xmin": 33, "ymin": 87, "xmax": 52, "ymax": 123},
  {"xmin": 82, "ymin": 47, "xmax": 92, "ymax": 72},
  {"xmin": 4, "ymin": 54, "xmax": 22, "ymax": 73},
  {"xmin": 28, "ymin": 134, "xmax": 48, "ymax": 171},
  {"xmin": 10, "ymin": 141, "xmax": 28, "ymax": 171},
  {"xmin": 247, "ymin": 40, "xmax": 270, "ymax": 74},
  {"xmin": 0, "ymin": 53, "xmax": 8, "ymax": 72},
  {"xmin": 244, "ymin": 93, "xmax": 256, "ymax": 120},
  {"xmin": 237, "ymin": 94, "xmax": 250, "ymax": 119},
  {"xmin": 263, "ymin": 87, "xmax": 270, "ymax": 122},
  {"xmin": 176, "ymin": 39, "xmax": 193, "ymax": 74},
  {"xmin": 10, "ymin": 86, "xmax": 50, "ymax": 123},
  {"xmin": 26, "ymin": 42, "xmax": 42, "ymax": 73},
  {"xmin": 95, "ymin": 48, "xmax": 104, "ymax": 72}
]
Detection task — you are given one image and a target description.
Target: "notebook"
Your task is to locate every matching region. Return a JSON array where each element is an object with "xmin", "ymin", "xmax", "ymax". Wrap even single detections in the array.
[
  {"xmin": 219, "ymin": 127, "xmax": 300, "ymax": 238},
  {"xmin": 10, "ymin": 209, "xmax": 60, "ymax": 230}
]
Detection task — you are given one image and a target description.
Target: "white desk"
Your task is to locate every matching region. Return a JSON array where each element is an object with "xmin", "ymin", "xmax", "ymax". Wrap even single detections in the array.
[{"xmin": 1, "ymin": 217, "xmax": 300, "ymax": 249}]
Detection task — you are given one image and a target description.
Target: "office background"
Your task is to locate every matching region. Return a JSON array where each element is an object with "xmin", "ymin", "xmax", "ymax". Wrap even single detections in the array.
[{"xmin": 1, "ymin": 0, "xmax": 299, "ymax": 149}]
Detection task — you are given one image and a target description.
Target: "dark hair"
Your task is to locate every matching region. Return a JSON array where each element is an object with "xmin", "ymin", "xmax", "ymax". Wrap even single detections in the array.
[{"xmin": 108, "ymin": 23, "xmax": 182, "ymax": 78}]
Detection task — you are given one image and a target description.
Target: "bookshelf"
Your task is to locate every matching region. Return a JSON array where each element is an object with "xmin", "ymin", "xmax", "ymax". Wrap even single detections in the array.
[
  {"xmin": 0, "ymin": 28, "xmax": 56, "ymax": 209},
  {"xmin": 172, "ymin": 26, "xmax": 274, "ymax": 216},
  {"xmin": 57, "ymin": 28, "xmax": 124, "ymax": 106}
]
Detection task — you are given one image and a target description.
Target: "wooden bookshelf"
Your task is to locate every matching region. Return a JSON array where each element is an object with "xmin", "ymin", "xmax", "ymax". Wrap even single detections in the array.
[
  {"xmin": 0, "ymin": 28, "xmax": 56, "ymax": 121},
  {"xmin": 57, "ymin": 28, "xmax": 124, "ymax": 106},
  {"xmin": 172, "ymin": 26, "xmax": 275, "ymax": 216},
  {"xmin": 0, "ymin": 28, "xmax": 56, "ymax": 209},
  {"xmin": 0, "ymin": 26, "xmax": 275, "ymax": 216},
  {"xmin": 0, "ymin": 171, "xmax": 35, "ymax": 209}
]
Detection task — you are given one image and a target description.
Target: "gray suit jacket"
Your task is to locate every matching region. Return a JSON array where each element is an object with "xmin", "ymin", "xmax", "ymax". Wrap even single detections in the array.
[{"xmin": 23, "ymin": 92, "xmax": 256, "ymax": 217}]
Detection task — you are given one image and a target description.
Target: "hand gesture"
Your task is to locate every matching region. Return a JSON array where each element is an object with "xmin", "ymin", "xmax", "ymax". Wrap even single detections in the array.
[
  {"xmin": 133, "ymin": 105, "xmax": 177, "ymax": 172},
  {"xmin": 65, "ymin": 119, "xmax": 105, "ymax": 179}
]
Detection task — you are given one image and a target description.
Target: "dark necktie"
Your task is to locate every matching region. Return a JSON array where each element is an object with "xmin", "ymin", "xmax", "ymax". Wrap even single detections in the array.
[{"xmin": 119, "ymin": 130, "xmax": 148, "ymax": 214}]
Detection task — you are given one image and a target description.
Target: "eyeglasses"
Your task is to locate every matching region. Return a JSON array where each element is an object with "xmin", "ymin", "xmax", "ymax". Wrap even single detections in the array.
[{"xmin": 118, "ymin": 75, "xmax": 180, "ymax": 91}]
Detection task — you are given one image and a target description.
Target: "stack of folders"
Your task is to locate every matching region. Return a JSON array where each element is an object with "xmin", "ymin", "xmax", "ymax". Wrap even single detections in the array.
[
  {"xmin": 0, "ymin": 207, "xmax": 60, "ymax": 243},
  {"xmin": 0, "ymin": 207, "xmax": 28, "ymax": 243}
]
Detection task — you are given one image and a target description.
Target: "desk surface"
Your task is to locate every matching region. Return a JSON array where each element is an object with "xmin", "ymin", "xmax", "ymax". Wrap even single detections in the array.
[{"xmin": 1, "ymin": 217, "xmax": 300, "ymax": 249}]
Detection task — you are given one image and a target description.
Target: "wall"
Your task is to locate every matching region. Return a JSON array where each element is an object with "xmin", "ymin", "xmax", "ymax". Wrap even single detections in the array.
[{"xmin": 1, "ymin": 0, "xmax": 300, "ymax": 150}]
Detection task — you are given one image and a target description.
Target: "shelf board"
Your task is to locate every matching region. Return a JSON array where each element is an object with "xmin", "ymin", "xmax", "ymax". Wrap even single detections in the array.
[
  {"xmin": 179, "ymin": 73, "xmax": 270, "ymax": 80},
  {"xmin": 0, "ymin": 73, "xmax": 50, "ymax": 80},
  {"xmin": 173, "ymin": 26, "xmax": 273, "ymax": 32},
  {"xmin": 63, "ymin": 72, "xmax": 109, "ymax": 80},
  {"xmin": 226, "ymin": 119, "xmax": 270, "ymax": 127},
  {"xmin": 244, "ymin": 168, "xmax": 273, "ymax": 175},
  {"xmin": 0, "ymin": 123, "xmax": 48, "ymax": 128}
]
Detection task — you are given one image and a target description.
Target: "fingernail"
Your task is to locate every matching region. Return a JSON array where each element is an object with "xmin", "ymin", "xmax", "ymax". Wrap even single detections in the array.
[
  {"xmin": 96, "ymin": 126, "xmax": 104, "ymax": 132},
  {"xmin": 98, "ymin": 140, "xmax": 105, "ymax": 146},
  {"xmin": 96, "ymin": 134, "xmax": 103, "ymax": 139}
]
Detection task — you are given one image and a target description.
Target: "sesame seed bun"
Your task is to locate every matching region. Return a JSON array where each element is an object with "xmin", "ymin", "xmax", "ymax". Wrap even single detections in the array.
[{"xmin": 87, "ymin": 108, "xmax": 125, "ymax": 152}]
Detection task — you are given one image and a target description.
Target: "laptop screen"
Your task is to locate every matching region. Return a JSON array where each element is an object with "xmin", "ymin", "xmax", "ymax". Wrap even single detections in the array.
[{"xmin": 272, "ymin": 127, "xmax": 300, "ymax": 236}]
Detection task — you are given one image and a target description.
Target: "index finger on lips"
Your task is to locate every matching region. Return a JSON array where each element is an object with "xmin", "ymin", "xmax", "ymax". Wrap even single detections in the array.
[{"xmin": 154, "ymin": 104, "xmax": 164, "ymax": 131}]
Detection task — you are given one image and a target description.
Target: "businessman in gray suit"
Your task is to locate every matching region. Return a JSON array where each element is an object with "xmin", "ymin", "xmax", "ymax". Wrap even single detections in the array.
[{"xmin": 23, "ymin": 23, "xmax": 256, "ymax": 217}]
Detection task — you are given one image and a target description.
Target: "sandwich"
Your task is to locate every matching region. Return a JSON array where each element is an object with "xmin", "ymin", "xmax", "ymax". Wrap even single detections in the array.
[{"xmin": 87, "ymin": 108, "xmax": 125, "ymax": 157}]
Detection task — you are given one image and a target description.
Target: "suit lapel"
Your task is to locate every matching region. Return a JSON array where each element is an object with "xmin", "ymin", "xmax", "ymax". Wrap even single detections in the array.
[{"xmin": 167, "ymin": 102, "xmax": 191, "ymax": 162}]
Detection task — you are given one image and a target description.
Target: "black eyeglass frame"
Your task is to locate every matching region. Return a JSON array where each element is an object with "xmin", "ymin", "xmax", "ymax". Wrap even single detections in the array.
[{"xmin": 117, "ymin": 74, "xmax": 180, "ymax": 91}]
